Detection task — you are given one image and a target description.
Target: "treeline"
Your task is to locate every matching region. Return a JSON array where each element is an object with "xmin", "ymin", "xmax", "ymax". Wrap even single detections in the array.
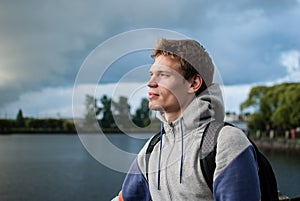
[
  {"xmin": 241, "ymin": 82, "xmax": 300, "ymax": 137},
  {"xmin": 82, "ymin": 95, "xmax": 160, "ymax": 132},
  {"xmin": 0, "ymin": 109, "xmax": 76, "ymax": 134},
  {"xmin": 86, "ymin": 82, "xmax": 300, "ymax": 134}
]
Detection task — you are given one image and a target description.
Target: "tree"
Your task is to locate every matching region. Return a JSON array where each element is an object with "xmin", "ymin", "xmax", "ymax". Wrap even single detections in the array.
[
  {"xmin": 16, "ymin": 109, "xmax": 25, "ymax": 127},
  {"xmin": 240, "ymin": 86, "xmax": 270, "ymax": 131},
  {"xmin": 99, "ymin": 95, "xmax": 116, "ymax": 129},
  {"xmin": 112, "ymin": 96, "xmax": 131, "ymax": 129},
  {"xmin": 84, "ymin": 95, "xmax": 100, "ymax": 122},
  {"xmin": 132, "ymin": 98, "xmax": 151, "ymax": 127},
  {"xmin": 271, "ymin": 83, "xmax": 300, "ymax": 129},
  {"xmin": 240, "ymin": 82, "xmax": 300, "ymax": 132},
  {"xmin": 240, "ymin": 86, "xmax": 268, "ymax": 113},
  {"xmin": 112, "ymin": 96, "xmax": 130, "ymax": 116}
]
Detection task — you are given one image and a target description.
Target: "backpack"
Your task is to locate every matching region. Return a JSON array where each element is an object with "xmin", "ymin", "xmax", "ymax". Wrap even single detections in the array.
[
  {"xmin": 200, "ymin": 120, "xmax": 279, "ymax": 201},
  {"xmin": 145, "ymin": 120, "xmax": 279, "ymax": 201}
]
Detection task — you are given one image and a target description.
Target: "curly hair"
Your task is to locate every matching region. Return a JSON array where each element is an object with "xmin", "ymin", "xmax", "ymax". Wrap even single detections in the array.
[{"xmin": 151, "ymin": 38, "xmax": 215, "ymax": 89}]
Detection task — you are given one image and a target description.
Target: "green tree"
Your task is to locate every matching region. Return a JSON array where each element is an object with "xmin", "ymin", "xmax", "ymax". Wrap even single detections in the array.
[
  {"xmin": 240, "ymin": 86, "xmax": 269, "ymax": 131},
  {"xmin": 132, "ymin": 98, "xmax": 150, "ymax": 127},
  {"xmin": 112, "ymin": 96, "xmax": 130, "ymax": 116},
  {"xmin": 240, "ymin": 86, "xmax": 268, "ymax": 113},
  {"xmin": 62, "ymin": 120, "xmax": 76, "ymax": 132},
  {"xmin": 16, "ymin": 109, "xmax": 25, "ymax": 127},
  {"xmin": 99, "ymin": 95, "xmax": 116, "ymax": 129},
  {"xmin": 0, "ymin": 119, "xmax": 14, "ymax": 133},
  {"xmin": 271, "ymin": 83, "xmax": 300, "ymax": 129},
  {"xmin": 241, "ymin": 82, "xmax": 300, "ymax": 132},
  {"xmin": 84, "ymin": 95, "xmax": 100, "ymax": 122},
  {"xmin": 112, "ymin": 96, "xmax": 131, "ymax": 129}
]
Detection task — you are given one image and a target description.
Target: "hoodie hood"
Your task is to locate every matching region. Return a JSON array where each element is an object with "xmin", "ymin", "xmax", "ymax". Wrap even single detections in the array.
[{"xmin": 156, "ymin": 83, "xmax": 225, "ymax": 132}]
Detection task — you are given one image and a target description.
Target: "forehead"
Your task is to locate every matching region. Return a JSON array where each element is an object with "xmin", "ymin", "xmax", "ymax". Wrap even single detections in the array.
[{"xmin": 150, "ymin": 55, "xmax": 183, "ymax": 73}]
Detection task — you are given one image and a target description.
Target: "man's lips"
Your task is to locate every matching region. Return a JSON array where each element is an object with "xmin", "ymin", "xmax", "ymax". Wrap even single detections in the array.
[{"xmin": 148, "ymin": 92, "xmax": 159, "ymax": 99}]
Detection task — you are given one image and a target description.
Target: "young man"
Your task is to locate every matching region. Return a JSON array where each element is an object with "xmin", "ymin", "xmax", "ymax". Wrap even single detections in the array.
[{"xmin": 113, "ymin": 38, "xmax": 260, "ymax": 200}]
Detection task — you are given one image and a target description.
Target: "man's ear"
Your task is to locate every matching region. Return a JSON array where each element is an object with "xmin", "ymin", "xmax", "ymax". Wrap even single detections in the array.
[{"xmin": 188, "ymin": 75, "xmax": 203, "ymax": 94}]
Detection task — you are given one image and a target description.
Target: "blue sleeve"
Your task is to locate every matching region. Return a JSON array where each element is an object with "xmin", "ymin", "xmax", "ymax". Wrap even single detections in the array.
[
  {"xmin": 122, "ymin": 159, "xmax": 151, "ymax": 201},
  {"xmin": 213, "ymin": 146, "xmax": 261, "ymax": 201}
]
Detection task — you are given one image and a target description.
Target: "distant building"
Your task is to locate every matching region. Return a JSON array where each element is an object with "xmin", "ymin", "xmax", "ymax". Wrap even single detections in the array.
[
  {"xmin": 225, "ymin": 113, "xmax": 239, "ymax": 122},
  {"xmin": 225, "ymin": 112, "xmax": 248, "ymax": 133}
]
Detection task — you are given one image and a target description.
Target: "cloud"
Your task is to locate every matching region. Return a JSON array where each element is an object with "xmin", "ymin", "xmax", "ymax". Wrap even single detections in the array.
[
  {"xmin": 0, "ymin": 0, "xmax": 300, "ymax": 113},
  {"xmin": 1, "ymin": 87, "xmax": 73, "ymax": 119},
  {"xmin": 0, "ymin": 1, "xmax": 91, "ymax": 105},
  {"xmin": 222, "ymin": 84, "xmax": 253, "ymax": 113},
  {"xmin": 0, "ymin": 0, "xmax": 182, "ymax": 106},
  {"xmin": 280, "ymin": 50, "xmax": 300, "ymax": 74}
]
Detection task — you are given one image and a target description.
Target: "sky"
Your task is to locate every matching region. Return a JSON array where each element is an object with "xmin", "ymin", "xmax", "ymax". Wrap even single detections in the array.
[{"xmin": 1, "ymin": 0, "xmax": 300, "ymax": 119}]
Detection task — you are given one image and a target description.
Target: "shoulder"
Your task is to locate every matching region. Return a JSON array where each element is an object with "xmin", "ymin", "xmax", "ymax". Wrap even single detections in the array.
[
  {"xmin": 218, "ymin": 125, "xmax": 251, "ymax": 151},
  {"xmin": 213, "ymin": 125, "xmax": 260, "ymax": 200},
  {"xmin": 214, "ymin": 125, "xmax": 253, "ymax": 177}
]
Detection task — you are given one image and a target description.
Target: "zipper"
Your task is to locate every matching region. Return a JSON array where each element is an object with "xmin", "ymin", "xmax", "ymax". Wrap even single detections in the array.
[{"xmin": 165, "ymin": 124, "xmax": 175, "ymax": 200}]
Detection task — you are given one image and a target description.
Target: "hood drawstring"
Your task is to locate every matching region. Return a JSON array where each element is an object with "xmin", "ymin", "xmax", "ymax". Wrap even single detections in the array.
[
  {"xmin": 157, "ymin": 117, "xmax": 185, "ymax": 190},
  {"xmin": 157, "ymin": 123, "xmax": 163, "ymax": 190},
  {"xmin": 179, "ymin": 117, "xmax": 184, "ymax": 184}
]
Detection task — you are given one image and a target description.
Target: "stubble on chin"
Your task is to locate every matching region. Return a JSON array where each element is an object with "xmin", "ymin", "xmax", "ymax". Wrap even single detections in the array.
[{"xmin": 148, "ymin": 102, "xmax": 164, "ymax": 112}]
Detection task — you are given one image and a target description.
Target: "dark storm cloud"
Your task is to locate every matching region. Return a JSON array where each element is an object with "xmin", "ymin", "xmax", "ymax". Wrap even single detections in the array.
[{"xmin": 0, "ymin": 0, "xmax": 299, "ymax": 107}]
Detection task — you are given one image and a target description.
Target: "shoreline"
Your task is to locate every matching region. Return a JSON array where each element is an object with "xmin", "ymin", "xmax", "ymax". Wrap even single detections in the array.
[
  {"xmin": 1, "ymin": 132, "xmax": 300, "ymax": 153},
  {"xmin": 252, "ymin": 138, "xmax": 300, "ymax": 153}
]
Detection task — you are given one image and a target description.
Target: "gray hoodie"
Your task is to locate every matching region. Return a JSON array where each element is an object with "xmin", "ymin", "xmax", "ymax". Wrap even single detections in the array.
[{"xmin": 118, "ymin": 83, "xmax": 260, "ymax": 201}]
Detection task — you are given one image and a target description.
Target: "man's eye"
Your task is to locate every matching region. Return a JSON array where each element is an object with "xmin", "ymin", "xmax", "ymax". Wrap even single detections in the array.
[{"xmin": 160, "ymin": 73, "xmax": 169, "ymax": 77}]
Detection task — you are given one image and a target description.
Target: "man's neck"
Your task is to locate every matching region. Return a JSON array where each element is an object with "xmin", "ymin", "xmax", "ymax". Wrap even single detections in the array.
[
  {"xmin": 165, "ymin": 111, "xmax": 182, "ymax": 123},
  {"xmin": 165, "ymin": 96, "xmax": 195, "ymax": 123}
]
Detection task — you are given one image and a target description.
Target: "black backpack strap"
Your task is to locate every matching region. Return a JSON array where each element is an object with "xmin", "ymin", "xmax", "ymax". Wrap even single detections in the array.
[
  {"xmin": 200, "ymin": 120, "xmax": 232, "ymax": 192},
  {"xmin": 145, "ymin": 129, "xmax": 164, "ymax": 180}
]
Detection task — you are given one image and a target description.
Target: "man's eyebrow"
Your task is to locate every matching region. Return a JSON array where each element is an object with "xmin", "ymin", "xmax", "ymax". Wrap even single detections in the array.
[{"xmin": 149, "ymin": 69, "xmax": 173, "ymax": 74}]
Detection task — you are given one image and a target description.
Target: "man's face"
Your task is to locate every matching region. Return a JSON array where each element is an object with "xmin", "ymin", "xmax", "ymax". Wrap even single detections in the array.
[{"xmin": 147, "ymin": 55, "xmax": 192, "ymax": 115}]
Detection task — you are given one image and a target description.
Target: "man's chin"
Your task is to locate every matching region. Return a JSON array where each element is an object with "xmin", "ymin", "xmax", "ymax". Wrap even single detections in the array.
[{"xmin": 149, "ymin": 104, "xmax": 164, "ymax": 111}]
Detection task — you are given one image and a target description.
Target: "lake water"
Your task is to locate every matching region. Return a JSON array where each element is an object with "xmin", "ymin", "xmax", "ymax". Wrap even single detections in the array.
[{"xmin": 0, "ymin": 134, "xmax": 299, "ymax": 201}]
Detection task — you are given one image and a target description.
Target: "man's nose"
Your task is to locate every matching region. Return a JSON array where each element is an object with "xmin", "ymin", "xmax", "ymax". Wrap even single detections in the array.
[{"xmin": 147, "ymin": 77, "xmax": 158, "ymax": 88}]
